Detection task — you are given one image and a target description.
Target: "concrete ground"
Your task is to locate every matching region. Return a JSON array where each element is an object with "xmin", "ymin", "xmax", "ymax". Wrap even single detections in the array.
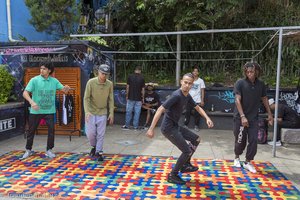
[{"xmin": 0, "ymin": 126, "xmax": 299, "ymax": 191}]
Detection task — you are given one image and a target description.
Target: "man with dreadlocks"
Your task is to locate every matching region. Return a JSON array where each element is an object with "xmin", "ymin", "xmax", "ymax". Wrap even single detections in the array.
[
  {"xmin": 146, "ymin": 73, "xmax": 214, "ymax": 185},
  {"xmin": 233, "ymin": 62, "xmax": 273, "ymax": 173}
]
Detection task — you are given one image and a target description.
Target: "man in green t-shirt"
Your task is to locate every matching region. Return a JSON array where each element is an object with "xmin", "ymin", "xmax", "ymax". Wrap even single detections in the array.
[
  {"xmin": 21, "ymin": 62, "xmax": 70, "ymax": 159},
  {"xmin": 84, "ymin": 64, "xmax": 114, "ymax": 162}
]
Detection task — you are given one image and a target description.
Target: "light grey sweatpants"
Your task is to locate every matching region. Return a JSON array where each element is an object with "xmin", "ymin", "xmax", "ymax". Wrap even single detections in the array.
[{"xmin": 85, "ymin": 114, "xmax": 107, "ymax": 153}]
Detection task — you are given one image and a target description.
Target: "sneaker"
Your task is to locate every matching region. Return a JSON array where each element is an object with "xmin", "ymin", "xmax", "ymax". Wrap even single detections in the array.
[
  {"xmin": 21, "ymin": 149, "xmax": 33, "ymax": 159},
  {"xmin": 121, "ymin": 125, "xmax": 129, "ymax": 130},
  {"xmin": 233, "ymin": 158, "xmax": 241, "ymax": 167},
  {"xmin": 167, "ymin": 173, "xmax": 186, "ymax": 185},
  {"xmin": 133, "ymin": 127, "xmax": 139, "ymax": 131},
  {"xmin": 45, "ymin": 149, "xmax": 56, "ymax": 158},
  {"xmin": 194, "ymin": 126, "xmax": 200, "ymax": 132},
  {"xmin": 89, "ymin": 146, "xmax": 96, "ymax": 156},
  {"xmin": 96, "ymin": 152, "xmax": 104, "ymax": 161},
  {"xmin": 243, "ymin": 162, "xmax": 257, "ymax": 173},
  {"xmin": 268, "ymin": 141, "xmax": 281, "ymax": 146},
  {"xmin": 98, "ymin": 154, "xmax": 104, "ymax": 161},
  {"xmin": 180, "ymin": 163, "xmax": 198, "ymax": 173}
]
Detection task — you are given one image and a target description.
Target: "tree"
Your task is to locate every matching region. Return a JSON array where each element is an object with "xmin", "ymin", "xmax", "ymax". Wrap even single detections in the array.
[
  {"xmin": 25, "ymin": 0, "xmax": 80, "ymax": 38},
  {"xmin": 104, "ymin": 0, "xmax": 300, "ymax": 86}
]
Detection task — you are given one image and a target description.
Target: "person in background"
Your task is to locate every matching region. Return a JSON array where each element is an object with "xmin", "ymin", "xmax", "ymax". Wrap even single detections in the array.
[
  {"xmin": 184, "ymin": 66, "xmax": 206, "ymax": 131},
  {"xmin": 22, "ymin": 62, "xmax": 70, "ymax": 159},
  {"xmin": 233, "ymin": 62, "xmax": 273, "ymax": 173},
  {"xmin": 142, "ymin": 83, "xmax": 160, "ymax": 129},
  {"xmin": 122, "ymin": 66, "xmax": 145, "ymax": 130},
  {"xmin": 268, "ymin": 98, "xmax": 300, "ymax": 146},
  {"xmin": 146, "ymin": 73, "xmax": 214, "ymax": 185},
  {"xmin": 84, "ymin": 64, "xmax": 114, "ymax": 161}
]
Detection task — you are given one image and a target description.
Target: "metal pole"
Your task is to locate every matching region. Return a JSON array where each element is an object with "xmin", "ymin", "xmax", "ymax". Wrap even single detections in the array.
[
  {"xmin": 272, "ymin": 27, "xmax": 283, "ymax": 157},
  {"xmin": 176, "ymin": 32, "xmax": 181, "ymax": 86},
  {"xmin": 113, "ymin": 59, "xmax": 116, "ymax": 85},
  {"xmin": 70, "ymin": 26, "xmax": 300, "ymax": 37}
]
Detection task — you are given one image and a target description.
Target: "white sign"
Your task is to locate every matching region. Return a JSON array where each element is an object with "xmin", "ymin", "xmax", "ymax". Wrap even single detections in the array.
[{"xmin": 0, "ymin": 118, "xmax": 16, "ymax": 132}]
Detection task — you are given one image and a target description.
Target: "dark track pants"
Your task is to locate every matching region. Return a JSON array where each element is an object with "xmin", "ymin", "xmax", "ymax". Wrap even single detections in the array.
[
  {"xmin": 161, "ymin": 124, "xmax": 199, "ymax": 174},
  {"xmin": 233, "ymin": 118, "xmax": 258, "ymax": 161},
  {"xmin": 26, "ymin": 114, "xmax": 55, "ymax": 151}
]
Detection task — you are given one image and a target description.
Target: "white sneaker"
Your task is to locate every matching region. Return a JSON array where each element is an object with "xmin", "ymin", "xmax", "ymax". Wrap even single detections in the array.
[
  {"xmin": 268, "ymin": 141, "xmax": 281, "ymax": 146},
  {"xmin": 194, "ymin": 126, "xmax": 200, "ymax": 132},
  {"xmin": 243, "ymin": 162, "xmax": 257, "ymax": 173},
  {"xmin": 45, "ymin": 149, "xmax": 56, "ymax": 158},
  {"xmin": 233, "ymin": 158, "xmax": 241, "ymax": 167},
  {"xmin": 121, "ymin": 125, "xmax": 130, "ymax": 130},
  {"xmin": 21, "ymin": 149, "xmax": 33, "ymax": 159}
]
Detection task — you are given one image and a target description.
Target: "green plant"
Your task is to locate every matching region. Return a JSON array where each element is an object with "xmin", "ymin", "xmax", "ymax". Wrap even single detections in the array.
[{"xmin": 0, "ymin": 65, "xmax": 15, "ymax": 104}]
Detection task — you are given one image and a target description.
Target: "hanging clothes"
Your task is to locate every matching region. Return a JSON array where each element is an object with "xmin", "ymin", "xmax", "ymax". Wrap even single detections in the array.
[
  {"xmin": 66, "ymin": 94, "xmax": 74, "ymax": 124},
  {"xmin": 62, "ymin": 94, "xmax": 74, "ymax": 125}
]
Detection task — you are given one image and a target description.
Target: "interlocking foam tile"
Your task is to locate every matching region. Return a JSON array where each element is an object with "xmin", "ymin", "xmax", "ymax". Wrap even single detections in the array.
[{"xmin": 0, "ymin": 151, "xmax": 299, "ymax": 200}]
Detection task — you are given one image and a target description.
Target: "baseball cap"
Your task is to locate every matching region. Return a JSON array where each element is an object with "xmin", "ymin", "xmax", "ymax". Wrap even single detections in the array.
[
  {"xmin": 98, "ymin": 64, "xmax": 110, "ymax": 74},
  {"xmin": 146, "ymin": 82, "xmax": 154, "ymax": 90},
  {"xmin": 268, "ymin": 98, "xmax": 275, "ymax": 106}
]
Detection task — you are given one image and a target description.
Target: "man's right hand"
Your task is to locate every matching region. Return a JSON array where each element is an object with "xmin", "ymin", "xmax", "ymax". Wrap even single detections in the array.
[
  {"xmin": 31, "ymin": 102, "xmax": 39, "ymax": 111},
  {"xmin": 241, "ymin": 116, "xmax": 249, "ymax": 127},
  {"xmin": 146, "ymin": 129, "xmax": 155, "ymax": 138},
  {"xmin": 85, "ymin": 113, "xmax": 92, "ymax": 123}
]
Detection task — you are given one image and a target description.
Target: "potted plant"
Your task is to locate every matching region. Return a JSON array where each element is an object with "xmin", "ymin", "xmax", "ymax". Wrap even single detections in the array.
[{"xmin": 0, "ymin": 65, "xmax": 15, "ymax": 104}]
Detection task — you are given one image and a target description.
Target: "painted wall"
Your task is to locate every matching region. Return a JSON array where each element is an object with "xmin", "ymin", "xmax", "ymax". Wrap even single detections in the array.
[
  {"xmin": 114, "ymin": 86, "xmax": 299, "ymax": 114},
  {"xmin": 0, "ymin": 0, "xmax": 55, "ymax": 42}
]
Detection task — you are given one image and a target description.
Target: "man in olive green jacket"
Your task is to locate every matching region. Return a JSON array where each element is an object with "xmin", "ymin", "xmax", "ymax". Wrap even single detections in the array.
[{"xmin": 84, "ymin": 64, "xmax": 114, "ymax": 161}]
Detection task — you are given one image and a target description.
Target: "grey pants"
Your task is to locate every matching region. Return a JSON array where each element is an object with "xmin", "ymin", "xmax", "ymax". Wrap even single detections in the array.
[{"xmin": 85, "ymin": 115, "xmax": 107, "ymax": 153}]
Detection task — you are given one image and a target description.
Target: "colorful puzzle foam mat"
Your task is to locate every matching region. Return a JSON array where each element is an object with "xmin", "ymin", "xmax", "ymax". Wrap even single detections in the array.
[{"xmin": 0, "ymin": 151, "xmax": 299, "ymax": 200}]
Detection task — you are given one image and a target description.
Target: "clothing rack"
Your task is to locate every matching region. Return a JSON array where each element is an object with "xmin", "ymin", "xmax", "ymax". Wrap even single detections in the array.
[{"xmin": 56, "ymin": 88, "xmax": 81, "ymax": 141}]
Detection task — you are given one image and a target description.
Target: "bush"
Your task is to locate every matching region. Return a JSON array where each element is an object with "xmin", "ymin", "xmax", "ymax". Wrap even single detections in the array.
[{"xmin": 0, "ymin": 65, "xmax": 15, "ymax": 104}]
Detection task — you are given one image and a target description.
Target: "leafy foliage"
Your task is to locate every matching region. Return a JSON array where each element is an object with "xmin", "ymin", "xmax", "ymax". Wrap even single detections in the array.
[
  {"xmin": 102, "ymin": 0, "xmax": 300, "ymax": 87},
  {"xmin": 25, "ymin": 0, "xmax": 80, "ymax": 38},
  {"xmin": 0, "ymin": 65, "xmax": 15, "ymax": 104},
  {"xmin": 79, "ymin": 36, "xmax": 108, "ymax": 46}
]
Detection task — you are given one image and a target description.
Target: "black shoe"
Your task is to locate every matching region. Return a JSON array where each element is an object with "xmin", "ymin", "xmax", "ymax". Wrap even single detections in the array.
[
  {"xmin": 167, "ymin": 173, "xmax": 186, "ymax": 185},
  {"xmin": 180, "ymin": 163, "xmax": 198, "ymax": 173},
  {"xmin": 89, "ymin": 147, "xmax": 96, "ymax": 156},
  {"xmin": 121, "ymin": 125, "xmax": 130, "ymax": 130},
  {"xmin": 95, "ymin": 152, "xmax": 104, "ymax": 161},
  {"xmin": 98, "ymin": 154, "xmax": 104, "ymax": 161}
]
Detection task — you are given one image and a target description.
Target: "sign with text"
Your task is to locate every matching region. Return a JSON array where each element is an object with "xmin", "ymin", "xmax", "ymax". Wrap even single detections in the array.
[{"xmin": 0, "ymin": 118, "xmax": 16, "ymax": 132}]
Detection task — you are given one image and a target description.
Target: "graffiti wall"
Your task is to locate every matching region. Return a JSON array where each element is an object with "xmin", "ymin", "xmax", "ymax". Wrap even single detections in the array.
[
  {"xmin": 113, "ymin": 86, "xmax": 299, "ymax": 114},
  {"xmin": 278, "ymin": 91, "xmax": 299, "ymax": 112}
]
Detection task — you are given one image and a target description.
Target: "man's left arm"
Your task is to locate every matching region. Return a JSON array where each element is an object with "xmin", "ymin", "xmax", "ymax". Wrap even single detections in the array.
[
  {"xmin": 57, "ymin": 80, "xmax": 70, "ymax": 93},
  {"xmin": 141, "ymin": 87, "xmax": 145, "ymax": 103},
  {"xmin": 61, "ymin": 85, "xmax": 71, "ymax": 93},
  {"xmin": 108, "ymin": 84, "xmax": 114, "ymax": 125}
]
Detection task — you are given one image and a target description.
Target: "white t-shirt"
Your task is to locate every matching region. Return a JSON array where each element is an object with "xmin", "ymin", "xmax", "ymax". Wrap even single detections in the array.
[{"xmin": 189, "ymin": 77, "xmax": 205, "ymax": 103}]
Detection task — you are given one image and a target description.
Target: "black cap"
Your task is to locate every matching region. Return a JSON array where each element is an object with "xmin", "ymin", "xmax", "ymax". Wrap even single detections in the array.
[{"xmin": 98, "ymin": 64, "xmax": 110, "ymax": 74}]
